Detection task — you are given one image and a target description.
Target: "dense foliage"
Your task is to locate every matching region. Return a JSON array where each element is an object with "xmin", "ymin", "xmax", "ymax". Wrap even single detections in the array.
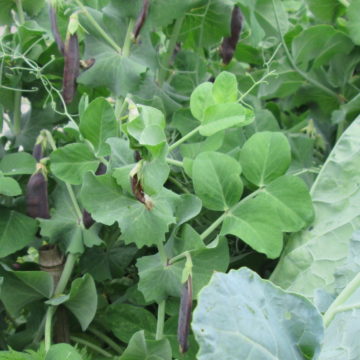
[{"xmin": 0, "ymin": 0, "xmax": 360, "ymax": 359}]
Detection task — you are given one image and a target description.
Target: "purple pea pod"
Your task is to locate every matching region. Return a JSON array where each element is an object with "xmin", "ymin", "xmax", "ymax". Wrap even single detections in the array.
[
  {"xmin": 62, "ymin": 33, "xmax": 80, "ymax": 104},
  {"xmin": 49, "ymin": 4, "xmax": 65, "ymax": 55},
  {"xmin": 26, "ymin": 171, "xmax": 50, "ymax": 219},
  {"xmin": 220, "ymin": 6, "xmax": 243, "ymax": 65},
  {"xmin": 177, "ymin": 276, "xmax": 193, "ymax": 353},
  {"xmin": 32, "ymin": 143, "xmax": 43, "ymax": 162},
  {"xmin": 134, "ymin": 0, "xmax": 150, "ymax": 40}
]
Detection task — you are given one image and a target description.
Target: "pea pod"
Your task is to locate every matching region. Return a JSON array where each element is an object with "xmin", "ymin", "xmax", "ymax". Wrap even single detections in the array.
[
  {"xmin": 49, "ymin": 4, "xmax": 65, "ymax": 55},
  {"xmin": 62, "ymin": 34, "xmax": 80, "ymax": 104},
  {"xmin": 178, "ymin": 276, "xmax": 193, "ymax": 353},
  {"xmin": 26, "ymin": 171, "xmax": 50, "ymax": 219},
  {"xmin": 220, "ymin": 6, "xmax": 243, "ymax": 65},
  {"xmin": 134, "ymin": 0, "xmax": 150, "ymax": 40}
]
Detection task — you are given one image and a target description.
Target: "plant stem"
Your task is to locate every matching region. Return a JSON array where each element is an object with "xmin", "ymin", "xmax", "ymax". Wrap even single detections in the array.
[
  {"xmin": 323, "ymin": 271, "xmax": 360, "ymax": 326},
  {"xmin": 200, "ymin": 189, "xmax": 261, "ymax": 241},
  {"xmin": 168, "ymin": 125, "xmax": 201, "ymax": 152},
  {"xmin": 65, "ymin": 183, "xmax": 83, "ymax": 222},
  {"xmin": 122, "ymin": 19, "xmax": 135, "ymax": 57},
  {"xmin": 157, "ymin": 240, "xmax": 168, "ymax": 264},
  {"xmin": 271, "ymin": 0, "xmax": 341, "ymax": 102},
  {"xmin": 71, "ymin": 336, "xmax": 113, "ymax": 358},
  {"xmin": 74, "ymin": 0, "xmax": 121, "ymax": 53},
  {"xmin": 155, "ymin": 300, "xmax": 166, "ymax": 340},
  {"xmin": 158, "ymin": 16, "xmax": 184, "ymax": 85},
  {"xmin": 44, "ymin": 307, "xmax": 55, "ymax": 352},
  {"xmin": 13, "ymin": 90, "xmax": 22, "ymax": 136},
  {"xmin": 14, "ymin": 0, "xmax": 25, "ymax": 24},
  {"xmin": 54, "ymin": 253, "xmax": 77, "ymax": 295},
  {"xmin": 168, "ymin": 176, "xmax": 190, "ymax": 194},
  {"xmin": 88, "ymin": 327, "xmax": 123, "ymax": 354},
  {"xmin": 166, "ymin": 158, "xmax": 183, "ymax": 167}
]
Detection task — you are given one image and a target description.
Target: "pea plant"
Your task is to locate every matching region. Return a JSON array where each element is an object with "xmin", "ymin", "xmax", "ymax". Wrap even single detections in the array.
[{"xmin": 1, "ymin": 0, "xmax": 360, "ymax": 359}]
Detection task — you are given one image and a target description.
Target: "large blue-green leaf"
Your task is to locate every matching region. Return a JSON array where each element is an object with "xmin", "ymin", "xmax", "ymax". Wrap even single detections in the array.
[
  {"xmin": 192, "ymin": 268, "xmax": 324, "ymax": 360},
  {"xmin": 271, "ymin": 116, "xmax": 360, "ymax": 302}
]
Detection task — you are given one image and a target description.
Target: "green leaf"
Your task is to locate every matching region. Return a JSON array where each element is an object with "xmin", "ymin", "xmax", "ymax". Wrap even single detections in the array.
[
  {"xmin": 193, "ymin": 268, "xmax": 324, "ymax": 360},
  {"xmin": 80, "ymin": 173, "xmax": 178, "ymax": 247},
  {"xmin": 64, "ymin": 274, "xmax": 97, "ymax": 331},
  {"xmin": 174, "ymin": 194, "xmax": 202, "ymax": 227},
  {"xmin": 200, "ymin": 104, "xmax": 254, "ymax": 136},
  {"xmin": 79, "ymin": 97, "xmax": 117, "ymax": 156},
  {"xmin": 0, "ymin": 152, "xmax": 36, "ymax": 175},
  {"xmin": 0, "ymin": 104, "xmax": 3, "ymax": 133},
  {"xmin": 192, "ymin": 152, "xmax": 243, "ymax": 211},
  {"xmin": 0, "ymin": 208, "xmax": 37, "ymax": 258},
  {"xmin": 347, "ymin": 0, "xmax": 360, "ymax": 45},
  {"xmin": 292, "ymin": 25, "xmax": 353, "ymax": 70},
  {"xmin": 239, "ymin": 132, "xmax": 291, "ymax": 186},
  {"xmin": 0, "ymin": 176, "xmax": 22, "ymax": 196},
  {"xmin": 190, "ymin": 82, "xmax": 214, "ymax": 121},
  {"xmin": 212, "ymin": 71, "xmax": 238, "ymax": 104},
  {"xmin": 102, "ymin": 303, "xmax": 156, "ymax": 342},
  {"xmin": 119, "ymin": 330, "xmax": 172, "ymax": 360},
  {"xmin": 271, "ymin": 116, "xmax": 360, "ymax": 301},
  {"xmin": 221, "ymin": 196, "xmax": 283, "ymax": 258},
  {"xmin": 50, "ymin": 143, "xmax": 100, "ymax": 185},
  {"xmin": 46, "ymin": 344, "xmax": 82, "ymax": 360},
  {"xmin": 39, "ymin": 184, "xmax": 102, "ymax": 254},
  {"xmin": 221, "ymin": 175, "xmax": 313, "ymax": 258},
  {"xmin": 107, "ymin": 137, "xmax": 134, "ymax": 169},
  {"xmin": 137, "ymin": 236, "xmax": 229, "ymax": 303},
  {"xmin": 13, "ymin": 271, "xmax": 54, "ymax": 298},
  {"xmin": 140, "ymin": 158, "xmax": 170, "ymax": 195},
  {"xmin": 305, "ymin": 0, "xmax": 343, "ymax": 22}
]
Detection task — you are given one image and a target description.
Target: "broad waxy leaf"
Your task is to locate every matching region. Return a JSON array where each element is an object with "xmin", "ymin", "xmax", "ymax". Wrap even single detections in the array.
[
  {"xmin": 79, "ymin": 97, "xmax": 117, "ymax": 156},
  {"xmin": 102, "ymin": 303, "xmax": 156, "ymax": 342},
  {"xmin": 271, "ymin": 116, "xmax": 360, "ymax": 301},
  {"xmin": 192, "ymin": 151, "xmax": 243, "ymax": 211},
  {"xmin": 119, "ymin": 330, "xmax": 172, "ymax": 360},
  {"xmin": 0, "ymin": 208, "xmax": 37, "ymax": 258},
  {"xmin": 239, "ymin": 131, "xmax": 291, "ymax": 186},
  {"xmin": 50, "ymin": 143, "xmax": 100, "ymax": 185},
  {"xmin": 80, "ymin": 173, "xmax": 178, "ymax": 247},
  {"xmin": 0, "ymin": 152, "xmax": 36, "ymax": 175},
  {"xmin": 64, "ymin": 274, "xmax": 97, "ymax": 331},
  {"xmin": 192, "ymin": 268, "xmax": 324, "ymax": 360},
  {"xmin": 137, "ymin": 234, "xmax": 229, "ymax": 303}
]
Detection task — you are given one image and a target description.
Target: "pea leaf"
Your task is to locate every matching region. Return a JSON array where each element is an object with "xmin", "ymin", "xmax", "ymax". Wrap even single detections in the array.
[
  {"xmin": 64, "ymin": 274, "xmax": 97, "ymax": 331},
  {"xmin": 137, "ymin": 235, "xmax": 229, "ymax": 303},
  {"xmin": 50, "ymin": 143, "xmax": 99, "ymax": 185},
  {"xmin": 0, "ymin": 176, "xmax": 22, "ymax": 196},
  {"xmin": 102, "ymin": 303, "xmax": 156, "ymax": 342},
  {"xmin": 0, "ymin": 152, "xmax": 36, "ymax": 175},
  {"xmin": 239, "ymin": 132, "xmax": 291, "ymax": 186},
  {"xmin": 212, "ymin": 71, "xmax": 238, "ymax": 104},
  {"xmin": 119, "ymin": 330, "xmax": 172, "ymax": 360},
  {"xmin": 0, "ymin": 208, "xmax": 37, "ymax": 258},
  {"xmin": 46, "ymin": 344, "xmax": 82, "ymax": 360},
  {"xmin": 305, "ymin": 0, "xmax": 343, "ymax": 22},
  {"xmin": 190, "ymin": 82, "xmax": 214, "ymax": 121},
  {"xmin": 80, "ymin": 173, "xmax": 178, "ymax": 248},
  {"xmin": 79, "ymin": 97, "xmax": 117, "ymax": 156},
  {"xmin": 347, "ymin": 0, "xmax": 360, "ymax": 45},
  {"xmin": 192, "ymin": 151, "xmax": 243, "ymax": 211},
  {"xmin": 192, "ymin": 268, "xmax": 324, "ymax": 360}
]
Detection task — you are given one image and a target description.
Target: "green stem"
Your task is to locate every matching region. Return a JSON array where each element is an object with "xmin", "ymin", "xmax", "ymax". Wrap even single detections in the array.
[
  {"xmin": 122, "ymin": 19, "xmax": 135, "ymax": 57},
  {"xmin": 166, "ymin": 158, "xmax": 183, "ymax": 168},
  {"xmin": 65, "ymin": 184, "xmax": 83, "ymax": 222},
  {"xmin": 200, "ymin": 189, "xmax": 261, "ymax": 241},
  {"xmin": 323, "ymin": 272, "xmax": 360, "ymax": 326},
  {"xmin": 157, "ymin": 240, "xmax": 168, "ymax": 264},
  {"xmin": 168, "ymin": 125, "xmax": 201, "ymax": 152},
  {"xmin": 44, "ymin": 307, "xmax": 55, "ymax": 352},
  {"xmin": 155, "ymin": 300, "xmax": 166, "ymax": 340},
  {"xmin": 271, "ymin": 0, "xmax": 341, "ymax": 102},
  {"xmin": 158, "ymin": 16, "xmax": 184, "ymax": 85},
  {"xmin": 71, "ymin": 336, "xmax": 113, "ymax": 358},
  {"xmin": 88, "ymin": 327, "xmax": 123, "ymax": 355},
  {"xmin": 15, "ymin": 0, "xmax": 25, "ymax": 24},
  {"xmin": 74, "ymin": 0, "xmax": 121, "ymax": 53},
  {"xmin": 54, "ymin": 253, "xmax": 77, "ymax": 295},
  {"xmin": 168, "ymin": 176, "xmax": 190, "ymax": 194},
  {"xmin": 13, "ymin": 90, "xmax": 22, "ymax": 136}
]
